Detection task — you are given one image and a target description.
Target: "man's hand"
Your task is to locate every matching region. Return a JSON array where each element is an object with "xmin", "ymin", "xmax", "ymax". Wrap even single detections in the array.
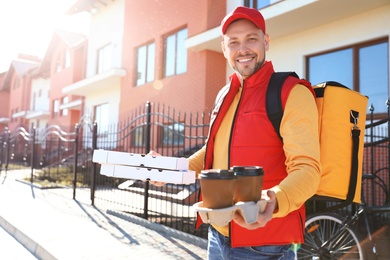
[
  {"xmin": 232, "ymin": 190, "xmax": 277, "ymax": 230},
  {"xmin": 147, "ymin": 150, "xmax": 167, "ymax": 187}
]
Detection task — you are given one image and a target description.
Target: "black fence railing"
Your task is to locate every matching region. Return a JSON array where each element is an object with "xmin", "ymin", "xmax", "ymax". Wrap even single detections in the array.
[{"xmin": 0, "ymin": 101, "xmax": 389, "ymax": 239}]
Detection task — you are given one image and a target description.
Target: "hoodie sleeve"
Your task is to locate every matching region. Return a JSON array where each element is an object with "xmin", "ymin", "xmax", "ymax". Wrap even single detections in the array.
[{"xmin": 270, "ymin": 84, "xmax": 321, "ymax": 217}]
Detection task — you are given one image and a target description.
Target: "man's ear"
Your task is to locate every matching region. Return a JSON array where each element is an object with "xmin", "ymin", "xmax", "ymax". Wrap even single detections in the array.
[
  {"xmin": 264, "ymin": 34, "xmax": 270, "ymax": 51},
  {"xmin": 221, "ymin": 41, "xmax": 227, "ymax": 58}
]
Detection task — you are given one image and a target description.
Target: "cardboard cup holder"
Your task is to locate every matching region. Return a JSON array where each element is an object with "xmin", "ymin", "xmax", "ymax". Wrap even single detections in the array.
[{"xmin": 193, "ymin": 199, "xmax": 269, "ymax": 227}]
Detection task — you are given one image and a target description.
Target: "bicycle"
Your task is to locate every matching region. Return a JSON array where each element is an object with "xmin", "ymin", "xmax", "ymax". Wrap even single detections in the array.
[{"xmin": 297, "ymin": 169, "xmax": 390, "ymax": 260}]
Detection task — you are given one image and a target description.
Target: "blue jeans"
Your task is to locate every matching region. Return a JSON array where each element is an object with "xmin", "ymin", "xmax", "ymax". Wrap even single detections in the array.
[{"xmin": 207, "ymin": 226, "xmax": 297, "ymax": 260}]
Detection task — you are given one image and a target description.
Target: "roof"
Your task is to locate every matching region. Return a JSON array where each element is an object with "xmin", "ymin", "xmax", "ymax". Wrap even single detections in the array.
[
  {"xmin": 39, "ymin": 30, "xmax": 87, "ymax": 77},
  {"xmin": 0, "ymin": 60, "xmax": 40, "ymax": 92},
  {"xmin": 56, "ymin": 30, "xmax": 87, "ymax": 48}
]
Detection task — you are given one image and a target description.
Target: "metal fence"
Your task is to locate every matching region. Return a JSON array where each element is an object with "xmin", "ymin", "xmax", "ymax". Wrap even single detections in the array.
[{"xmin": 0, "ymin": 101, "xmax": 389, "ymax": 239}]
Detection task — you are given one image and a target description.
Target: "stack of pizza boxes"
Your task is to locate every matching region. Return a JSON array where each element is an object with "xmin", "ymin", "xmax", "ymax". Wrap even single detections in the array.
[{"xmin": 92, "ymin": 150, "xmax": 195, "ymax": 184}]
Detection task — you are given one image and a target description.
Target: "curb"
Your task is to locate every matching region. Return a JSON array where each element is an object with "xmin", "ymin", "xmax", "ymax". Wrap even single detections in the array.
[{"xmin": 0, "ymin": 215, "xmax": 56, "ymax": 260}]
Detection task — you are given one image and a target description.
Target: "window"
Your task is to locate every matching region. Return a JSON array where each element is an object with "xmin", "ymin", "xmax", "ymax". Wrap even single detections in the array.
[
  {"xmin": 62, "ymin": 96, "xmax": 69, "ymax": 116},
  {"xmin": 136, "ymin": 42, "xmax": 155, "ymax": 86},
  {"xmin": 131, "ymin": 126, "xmax": 145, "ymax": 147},
  {"xmin": 65, "ymin": 50, "xmax": 71, "ymax": 68},
  {"xmin": 245, "ymin": 0, "xmax": 270, "ymax": 9},
  {"xmin": 32, "ymin": 92, "xmax": 36, "ymax": 111},
  {"xmin": 55, "ymin": 53, "xmax": 63, "ymax": 72},
  {"xmin": 307, "ymin": 38, "xmax": 389, "ymax": 114},
  {"xmin": 94, "ymin": 103, "xmax": 109, "ymax": 129},
  {"xmin": 359, "ymin": 43, "xmax": 388, "ymax": 114},
  {"xmin": 53, "ymin": 99, "xmax": 59, "ymax": 117},
  {"xmin": 97, "ymin": 44, "xmax": 112, "ymax": 74},
  {"xmin": 244, "ymin": 0, "xmax": 280, "ymax": 9},
  {"xmin": 161, "ymin": 123, "xmax": 184, "ymax": 146},
  {"xmin": 165, "ymin": 28, "xmax": 188, "ymax": 77}
]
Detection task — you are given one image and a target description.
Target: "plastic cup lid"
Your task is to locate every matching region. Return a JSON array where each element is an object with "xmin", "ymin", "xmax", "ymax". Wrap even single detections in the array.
[
  {"xmin": 199, "ymin": 169, "xmax": 237, "ymax": 180},
  {"xmin": 232, "ymin": 166, "xmax": 264, "ymax": 176}
]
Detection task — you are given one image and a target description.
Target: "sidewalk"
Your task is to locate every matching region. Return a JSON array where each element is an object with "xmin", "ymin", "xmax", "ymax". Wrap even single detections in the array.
[{"xmin": 0, "ymin": 170, "xmax": 207, "ymax": 260}]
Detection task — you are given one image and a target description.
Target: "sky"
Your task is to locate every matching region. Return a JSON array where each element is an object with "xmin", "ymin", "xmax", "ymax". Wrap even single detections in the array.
[{"xmin": 0, "ymin": 0, "xmax": 90, "ymax": 72}]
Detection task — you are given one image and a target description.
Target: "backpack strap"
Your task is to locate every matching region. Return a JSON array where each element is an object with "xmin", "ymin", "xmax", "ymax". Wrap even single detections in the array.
[{"xmin": 266, "ymin": 72, "xmax": 299, "ymax": 140}]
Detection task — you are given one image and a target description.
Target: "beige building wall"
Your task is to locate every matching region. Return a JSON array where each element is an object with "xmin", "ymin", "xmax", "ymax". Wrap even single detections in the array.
[{"xmin": 269, "ymin": 5, "xmax": 390, "ymax": 84}]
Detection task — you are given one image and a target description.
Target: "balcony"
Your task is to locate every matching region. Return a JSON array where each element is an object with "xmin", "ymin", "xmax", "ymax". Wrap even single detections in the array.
[
  {"xmin": 59, "ymin": 99, "xmax": 83, "ymax": 111},
  {"xmin": 62, "ymin": 68, "xmax": 126, "ymax": 96},
  {"xmin": 25, "ymin": 110, "xmax": 50, "ymax": 120},
  {"xmin": 0, "ymin": 117, "xmax": 10, "ymax": 124},
  {"xmin": 12, "ymin": 110, "xmax": 27, "ymax": 119}
]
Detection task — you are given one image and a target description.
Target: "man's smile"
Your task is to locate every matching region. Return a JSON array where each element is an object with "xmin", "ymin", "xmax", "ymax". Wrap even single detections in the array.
[{"xmin": 237, "ymin": 56, "xmax": 255, "ymax": 63}]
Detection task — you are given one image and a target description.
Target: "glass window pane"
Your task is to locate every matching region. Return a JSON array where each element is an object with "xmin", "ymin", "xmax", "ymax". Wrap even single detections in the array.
[
  {"xmin": 147, "ymin": 43, "xmax": 155, "ymax": 83},
  {"xmin": 62, "ymin": 96, "xmax": 68, "ymax": 116},
  {"xmin": 245, "ymin": 0, "xmax": 273, "ymax": 9},
  {"xmin": 98, "ymin": 44, "xmax": 112, "ymax": 73},
  {"xmin": 359, "ymin": 42, "xmax": 389, "ymax": 113},
  {"xmin": 133, "ymin": 127, "xmax": 144, "ymax": 147},
  {"xmin": 176, "ymin": 28, "xmax": 188, "ymax": 75},
  {"xmin": 53, "ymin": 100, "xmax": 59, "ymax": 113},
  {"xmin": 257, "ymin": 0, "xmax": 271, "ymax": 9},
  {"xmin": 162, "ymin": 123, "xmax": 184, "ymax": 146},
  {"xmin": 309, "ymin": 49, "xmax": 353, "ymax": 87},
  {"xmin": 137, "ymin": 46, "xmax": 146, "ymax": 85},
  {"xmin": 103, "ymin": 46, "xmax": 111, "ymax": 71},
  {"xmin": 65, "ymin": 51, "xmax": 71, "ymax": 68},
  {"xmin": 165, "ymin": 35, "xmax": 176, "ymax": 77},
  {"xmin": 97, "ymin": 50, "xmax": 103, "ymax": 73},
  {"xmin": 95, "ymin": 103, "xmax": 109, "ymax": 131}
]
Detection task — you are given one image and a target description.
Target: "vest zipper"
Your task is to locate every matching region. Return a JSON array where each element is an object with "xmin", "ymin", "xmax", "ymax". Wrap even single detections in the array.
[
  {"xmin": 228, "ymin": 79, "xmax": 244, "ymax": 247},
  {"xmin": 228, "ymin": 80, "xmax": 244, "ymax": 168}
]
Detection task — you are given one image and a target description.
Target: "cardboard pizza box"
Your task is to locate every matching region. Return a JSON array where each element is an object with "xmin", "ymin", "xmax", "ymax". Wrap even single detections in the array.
[
  {"xmin": 99, "ymin": 164, "xmax": 195, "ymax": 184},
  {"xmin": 92, "ymin": 150, "xmax": 188, "ymax": 171}
]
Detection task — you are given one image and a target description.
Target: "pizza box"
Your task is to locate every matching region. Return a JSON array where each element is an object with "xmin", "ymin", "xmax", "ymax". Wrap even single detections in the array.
[
  {"xmin": 99, "ymin": 164, "xmax": 196, "ymax": 184},
  {"xmin": 92, "ymin": 150, "xmax": 188, "ymax": 171}
]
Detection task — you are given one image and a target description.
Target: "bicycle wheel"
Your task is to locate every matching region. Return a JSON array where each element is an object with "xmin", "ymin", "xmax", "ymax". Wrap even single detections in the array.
[{"xmin": 297, "ymin": 213, "xmax": 365, "ymax": 260}]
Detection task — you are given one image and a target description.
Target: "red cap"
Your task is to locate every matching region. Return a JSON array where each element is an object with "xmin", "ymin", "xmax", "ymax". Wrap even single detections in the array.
[{"xmin": 221, "ymin": 6, "xmax": 266, "ymax": 34}]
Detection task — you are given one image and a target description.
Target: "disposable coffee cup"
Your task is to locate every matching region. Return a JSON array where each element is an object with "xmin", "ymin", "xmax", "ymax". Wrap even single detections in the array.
[
  {"xmin": 199, "ymin": 169, "xmax": 237, "ymax": 209},
  {"xmin": 232, "ymin": 166, "xmax": 264, "ymax": 203}
]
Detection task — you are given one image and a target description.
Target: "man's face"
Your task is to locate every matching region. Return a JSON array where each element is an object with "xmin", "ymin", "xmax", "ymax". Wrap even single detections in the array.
[{"xmin": 221, "ymin": 19, "xmax": 269, "ymax": 80}]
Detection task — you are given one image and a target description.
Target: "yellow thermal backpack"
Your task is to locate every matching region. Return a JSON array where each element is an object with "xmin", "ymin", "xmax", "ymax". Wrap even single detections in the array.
[{"xmin": 266, "ymin": 72, "xmax": 369, "ymax": 209}]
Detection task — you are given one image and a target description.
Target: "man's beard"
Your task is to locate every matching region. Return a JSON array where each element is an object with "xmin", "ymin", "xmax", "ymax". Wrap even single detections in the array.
[
  {"xmin": 233, "ymin": 56, "xmax": 265, "ymax": 79},
  {"xmin": 235, "ymin": 61, "xmax": 262, "ymax": 78}
]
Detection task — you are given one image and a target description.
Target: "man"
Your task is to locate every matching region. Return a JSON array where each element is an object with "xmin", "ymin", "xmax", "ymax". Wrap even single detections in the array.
[{"xmin": 187, "ymin": 6, "xmax": 321, "ymax": 259}]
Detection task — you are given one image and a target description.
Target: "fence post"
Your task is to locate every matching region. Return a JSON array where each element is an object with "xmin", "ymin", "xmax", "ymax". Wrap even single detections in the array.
[
  {"xmin": 30, "ymin": 128, "xmax": 36, "ymax": 183},
  {"xmin": 144, "ymin": 101, "xmax": 151, "ymax": 219},
  {"xmin": 367, "ymin": 104, "xmax": 375, "ymax": 203},
  {"xmin": 387, "ymin": 99, "xmax": 390, "ymax": 193},
  {"xmin": 0, "ymin": 128, "xmax": 5, "ymax": 174},
  {"xmin": 369, "ymin": 104, "xmax": 374, "ymax": 177},
  {"xmin": 57, "ymin": 137, "xmax": 61, "ymax": 176},
  {"xmin": 5, "ymin": 128, "xmax": 9, "ymax": 173},
  {"xmin": 73, "ymin": 124, "xmax": 79, "ymax": 200},
  {"xmin": 91, "ymin": 122, "xmax": 98, "ymax": 206}
]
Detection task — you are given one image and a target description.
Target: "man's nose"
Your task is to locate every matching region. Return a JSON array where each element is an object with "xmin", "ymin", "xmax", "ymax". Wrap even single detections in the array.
[{"xmin": 237, "ymin": 44, "xmax": 249, "ymax": 54}]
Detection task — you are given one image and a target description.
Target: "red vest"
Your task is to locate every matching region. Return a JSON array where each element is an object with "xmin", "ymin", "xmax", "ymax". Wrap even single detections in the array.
[{"xmin": 196, "ymin": 61, "xmax": 313, "ymax": 247}]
